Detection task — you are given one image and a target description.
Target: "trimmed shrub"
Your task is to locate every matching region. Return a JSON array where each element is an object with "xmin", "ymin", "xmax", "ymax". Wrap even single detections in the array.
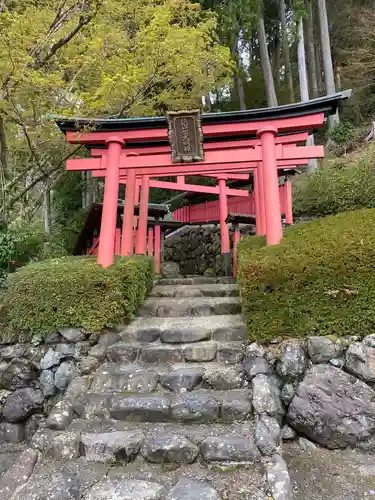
[
  {"xmin": 292, "ymin": 144, "xmax": 375, "ymax": 218},
  {"xmin": 0, "ymin": 255, "xmax": 154, "ymax": 338},
  {"xmin": 237, "ymin": 209, "xmax": 375, "ymax": 342}
]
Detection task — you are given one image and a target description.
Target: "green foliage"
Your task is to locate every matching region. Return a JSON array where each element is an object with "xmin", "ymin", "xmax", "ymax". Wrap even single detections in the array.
[
  {"xmin": 1, "ymin": 0, "xmax": 233, "ymax": 220},
  {"xmin": 1, "ymin": 255, "xmax": 154, "ymax": 338},
  {"xmin": 0, "ymin": 220, "xmax": 45, "ymax": 281},
  {"xmin": 237, "ymin": 209, "xmax": 375, "ymax": 342},
  {"xmin": 51, "ymin": 172, "xmax": 87, "ymax": 254},
  {"xmin": 328, "ymin": 121, "xmax": 355, "ymax": 145},
  {"xmin": 292, "ymin": 145, "xmax": 375, "ymax": 217}
]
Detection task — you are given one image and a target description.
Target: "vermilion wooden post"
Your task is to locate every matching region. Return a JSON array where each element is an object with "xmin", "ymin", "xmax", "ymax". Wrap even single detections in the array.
[
  {"xmin": 135, "ymin": 176, "xmax": 150, "ymax": 254},
  {"xmin": 121, "ymin": 168, "xmax": 136, "ymax": 256},
  {"xmin": 256, "ymin": 163, "xmax": 267, "ymax": 236},
  {"xmin": 233, "ymin": 223, "xmax": 241, "ymax": 277},
  {"xmin": 97, "ymin": 137, "xmax": 123, "ymax": 267},
  {"xmin": 258, "ymin": 127, "xmax": 282, "ymax": 245},
  {"xmin": 134, "ymin": 178, "xmax": 141, "ymax": 204},
  {"xmin": 253, "ymin": 169, "xmax": 261, "ymax": 235},
  {"xmin": 147, "ymin": 227, "xmax": 154, "ymax": 257},
  {"xmin": 154, "ymin": 222, "xmax": 161, "ymax": 274},
  {"xmin": 115, "ymin": 228, "xmax": 121, "ymax": 255},
  {"xmin": 218, "ymin": 177, "xmax": 231, "ymax": 275},
  {"xmin": 284, "ymin": 179, "xmax": 293, "ymax": 224}
]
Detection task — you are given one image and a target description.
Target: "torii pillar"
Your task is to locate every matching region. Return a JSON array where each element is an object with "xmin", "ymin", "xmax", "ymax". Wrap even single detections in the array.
[
  {"xmin": 257, "ymin": 127, "xmax": 282, "ymax": 245},
  {"xmin": 97, "ymin": 137, "xmax": 124, "ymax": 267},
  {"xmin": 135, "ymin": 176, "xmax": 150, "ymax": 254},
  {"xmin": 218, "ymin": 176, "xmax": 231, "ymax": 276}
]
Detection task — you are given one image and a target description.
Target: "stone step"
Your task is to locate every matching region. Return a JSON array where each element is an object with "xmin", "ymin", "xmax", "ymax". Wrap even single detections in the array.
[
  {"xmin": 105, "ymin": 339, "xmax": 247, "ymax": 365},
  {"xmin": 149, "ymin": 283, "xmax": 239, "ymax": 298},
  {"xmin": 16, "ymin": 436, "xmax": 267, "ymax": 500},
  {"xmin": 157, "ymin": 276, "xmax": 236, "ymax": 286},
  {"xmin": 121, "ymin": 314, "xmax": 246, "ymax": 344},
  {"xmin": 139, "ymin": 297, "xmax": 241, "ymax": 318},
  {"xmin": 34, "ymin": 420, "xmax": 260, "ymax": 468},
  {"xmin": 72, "ymin": 387, "xmax": 252, "ymax": 424},
  {"xmin": 90, "ymin": 362, "xmax": 248, "ymax": 393}
]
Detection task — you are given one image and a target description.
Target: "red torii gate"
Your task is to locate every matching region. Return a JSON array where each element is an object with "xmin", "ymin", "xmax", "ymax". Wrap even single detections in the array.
[{"xmin": 53, "ymin": 90, "xmax": 350, "ymax": 274}]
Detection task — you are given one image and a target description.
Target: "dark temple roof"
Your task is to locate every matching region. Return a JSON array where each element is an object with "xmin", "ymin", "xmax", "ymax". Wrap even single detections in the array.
[{"xmin": 52, "ymin": 91, "xmax": 351, "ymax": 141}]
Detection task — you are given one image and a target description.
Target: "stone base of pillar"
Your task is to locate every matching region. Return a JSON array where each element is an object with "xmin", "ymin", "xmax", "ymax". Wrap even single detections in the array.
[{"xmin": 221, "ymin": 253, "xmax": 232, "ymax": 277}]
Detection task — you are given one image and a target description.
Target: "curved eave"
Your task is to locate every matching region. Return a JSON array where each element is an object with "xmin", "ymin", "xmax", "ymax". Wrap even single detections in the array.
[{"xmin": 51, "ymin": 90, "xmax": 351, "ymax": 136}]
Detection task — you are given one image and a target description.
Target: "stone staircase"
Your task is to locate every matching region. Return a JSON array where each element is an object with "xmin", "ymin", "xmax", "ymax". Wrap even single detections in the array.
[{"xmin": 23, "ymin": 277, "xmax": 291, "ymax": 499}]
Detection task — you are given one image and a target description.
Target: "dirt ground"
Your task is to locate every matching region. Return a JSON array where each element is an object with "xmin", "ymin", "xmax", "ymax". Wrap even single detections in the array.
[{"xmin": 284, "ymin": 442, "xmax": 375, "ymax": 500}]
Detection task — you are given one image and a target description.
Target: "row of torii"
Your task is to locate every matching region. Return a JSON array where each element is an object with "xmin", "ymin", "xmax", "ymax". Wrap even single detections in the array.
[{"xmin": 63, "ymin": 112, "xmax": 326, "ymax": 272}]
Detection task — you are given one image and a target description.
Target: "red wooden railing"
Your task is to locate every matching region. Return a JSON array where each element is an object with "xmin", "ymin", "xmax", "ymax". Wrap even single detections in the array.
[{"xmin": 172, "ymin": 184, "xmax": 289, "ymax": 224}]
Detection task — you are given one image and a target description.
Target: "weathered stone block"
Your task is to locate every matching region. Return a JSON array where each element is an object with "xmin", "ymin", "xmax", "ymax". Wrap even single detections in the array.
[
  {"xmin": 139, "ymin": 345, "xmax": 183, "ymax": 364},
  {"xmin": 91, "ymin": 368, "xmax": 158, "ymax": 394},
  {"xmin": 2, "ymin": 388, "xmax": 44, "ymax": 423},
  {"xmin": 221, "ymin": 390, "xmax": 252, "ymax": 421},
  {"xmin": 276, "ymin": 340, "xmax": 307, "ymax": 382},
  {"xmin": 0, "ymin": 422, "xmax": 24, "ymax": 443},
  {"xmin": 141, "ymin": 434, "xmax": 199, "ymax": 464},
  {"xmin": 160, "ymin": 328, "xmax": 211, "ymax": 344},
  {"xmin": 107, "ymin": 342, "xmax": 139, "ymax": 363},
  {"xmin": 202, "ymin": 367, "xmax": 243, "ymax": 390},
  {"xmin": 160, "ymin": 368, "xmax": 203, "ymax": 393},
  {"xmin": 46, "ymin": 400, "xmax": 74, "ymax": 430},
  {"xmin": 84, "ymin": 478, "xmax": 165, "ymax": 500},
  {"xmin": 109, "ymin": 395, "xmax": 170, "ymax": 422},
  {"xmin": 200, "ymin": 436, "xmax": 259, "ymax": 462},
  {"xmin": 287, "ymin": 365, "xmax": 375, "ymax": 449},
  {"xmin": 243, "ymin": 355, "xmax": 271, "ymax": 380},
  {"xmin": 255, "ymin": 415, "xmax": 281, "ymax": 456},
  {"xmin": 82, "ymin": 431, "xmax": 144, "ymax": 463},
  {"xmin": 252, "ymin": 375, "xmax": 284, "ymax": 420},
  {"xmin": 171, "ymin": 393, "xmax": 219, "ymax": 423},
  {"xmin": 217, "ymin": 344, "xmax": 244, "ymax": 364},
  {"xmin": 0, "ymin": 359, "xmax": 39, "ymax": 391},
  {"xmin": 183, "ymin": 342, "xmax": 217, "ymax": 362}
]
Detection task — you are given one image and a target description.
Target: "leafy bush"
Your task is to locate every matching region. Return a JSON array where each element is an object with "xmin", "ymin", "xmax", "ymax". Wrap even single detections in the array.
[
  {"xmin": 237, "ymin": 209, "xmax": 375, "ymax": 342},
  {"xmin": 327, "ymin": 120, "xmax": 355, "ymax": 145},
  {"xmin": 293, "ymin": 144, "xmax": 375, "ymax": 217},
  {"xmin": 1, "ymin": 255, "xmax": 154, "ymax": 339},
  {"xmin": 0, "ymin": 220, "xmax": 45, "ymax": 281}
]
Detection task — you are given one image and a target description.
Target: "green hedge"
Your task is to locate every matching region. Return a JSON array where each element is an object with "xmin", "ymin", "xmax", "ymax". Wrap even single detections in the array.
[
  {"xmin": 0, "ymin": 255, "xmax": 154, "ymax": 338},
  {"xmin": 292, "ymin": 144, "xmax": 375, "ymax": 218},
  {"xmin": 237, "ymin": 209, "xmax": 375, "ymax": 342}
]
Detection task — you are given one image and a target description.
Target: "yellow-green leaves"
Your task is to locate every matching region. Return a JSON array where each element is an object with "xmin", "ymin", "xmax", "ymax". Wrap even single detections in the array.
[{"xmin": 0, "ymin": 0, "xmax": 232, "ymax": 217}]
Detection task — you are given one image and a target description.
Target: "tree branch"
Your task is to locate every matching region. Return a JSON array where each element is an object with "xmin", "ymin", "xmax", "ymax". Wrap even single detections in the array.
[
  {"xmin": 5, "ymin": 146, "xmax": 83, "ymax": 210},
  {"xmin": 0, "ymin": 116, "xmax": 8, "ymax": 178},
  {"xmin": 32, "ymin": 2, "xmax": 101, "ymax": 69}
]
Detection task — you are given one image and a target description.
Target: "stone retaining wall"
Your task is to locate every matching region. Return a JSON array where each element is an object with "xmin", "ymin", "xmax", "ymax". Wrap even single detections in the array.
[
  {"xmin": 2, "ymin": 330, "xmax": 375, "ymax": 452},
  {"xmin": 164, "ymin": 224, "xmax": 255, "ymax": 276},
  {"xmin": 0, "ymin": 328, "xmax": 120, "ymax": 443}
]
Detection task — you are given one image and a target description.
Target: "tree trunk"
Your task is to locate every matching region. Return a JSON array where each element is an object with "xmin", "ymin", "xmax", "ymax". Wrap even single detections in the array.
[
  {"xmin": 279, "ymin": 0, "xmax": 294, "ymax": 103},
  {"xmin": 298, "ymin": 18, "xmax": 317, "ymax": 170},
  {"xmin": 43, "ymin": 187, "xmax": 51, "ymax": 234},
  {"xmin": 298, "ymin": 18, "xmax": 309, "ymax": 102},
  {"xmin": 317, "ymin": 0, "xmax": 339, "ymax": 127},
  {"xmin": 231, "ymin": 34, "xmax": 247, "ymax": 111},
  {"xmin": 273, "ymin": 29, "xmax": 281, "ymax": 87},
  {"xmin": 258, "ymin": 14, "xmax": 278, "ymax": 107},
  {"xmin": 0, "ymin": 116, "xmax": 7, "ymax": 179},
  {"xmin": 304, "ymin": 0, "xmax": 318, "ymax": 97},
  {"xmin": 315, "ymin": 42, "xmax": 323, "ymax": 93}
]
